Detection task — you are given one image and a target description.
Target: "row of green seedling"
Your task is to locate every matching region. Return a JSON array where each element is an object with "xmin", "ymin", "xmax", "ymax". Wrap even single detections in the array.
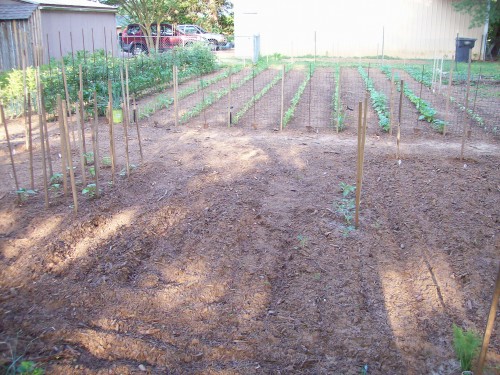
[
  {"xmin": 180, "ymin": 61, "xmax": 272, "ymax": 124},
  {"xmin": 358, "ymin": 66, "xmax": 390, "ymax": 132},
  {"xmin": 381, "ymin": 65, "xmax": 446, "ymax": 133},
  {"xmin": 233, "ymin": 64, "xmax": 292, "ymax": 125},
  {"xmin": 402, "ymin": 65, "xmax": 484, "ymax": 129},
  {"xmin": 332, "ymin": 65, "xmax": 345, "ymax": 131},
  {"xmin": 282, "ymin": 64, "xmax": 315, "ymax": 127},
  {"xmin": 140, "ymin": 64, "xmax": 244, "ymax": 119}
]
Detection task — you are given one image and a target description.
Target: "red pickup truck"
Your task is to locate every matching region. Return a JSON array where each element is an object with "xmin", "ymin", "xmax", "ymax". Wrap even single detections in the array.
[{"xmin": 120, "ymin": 23, "xmax": 201, "ymax": 55}]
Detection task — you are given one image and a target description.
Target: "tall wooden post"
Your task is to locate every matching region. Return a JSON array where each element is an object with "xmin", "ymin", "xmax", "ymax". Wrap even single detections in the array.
[
  {"xmin": 280, "ymin": 65, "xmax": 285, "ymax": 131},
  {"xmin": 460, "ymin": 50, "xmax": 472, "ymax": 160}
]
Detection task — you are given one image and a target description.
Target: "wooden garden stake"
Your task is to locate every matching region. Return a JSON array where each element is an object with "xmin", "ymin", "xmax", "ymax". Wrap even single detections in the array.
[
  {"xmin": 444, "ymin": 62, "xmax": 453, "ymax": 136},
  {"xmin": 280, "ymin": 64, "xmax": 285, "ymax": 131},
  {"xmin": 460, "ymin": 50, "xmax": 472, "ymax": 161},
  {"xmin": 308, "ymin": 63, "xmax": 312, "ymax": 127},
  {"xmin": 476, "ymin": 264, "xmax": 500, "ymax": 375},
  {"xmin": 27, "ymin": 92, "xmax": 34, "ymax": 189},
  {"xmin": 389, "ymin": 70, "xmax": 395, "ymax": 136},
  {"xmin": 107, "ymin": 79, "xmax": 116, "ymax": 183},
  {"xmin": 0, "ymin": 105, "xmax": 20, "ymax": 194},
  {"xmin": 78, "ymin": 65, "xmax": 87, "ymax": 155},
  {"xmin": 62, "ymin": 100, "xmax": 78, "ymax": 213},
  {"xmin": 120, "ymin": 67, "xmax": 130, "ymax": 177},
  {"xmin": 75, "ymin": 102, "xmax": 87, "ymax": 186},
  {"xmin": 40, "ymin": 82, "xmax": 53, "ymax": 178},
  {"xmin": 336, "ymin": 67, "xmax": 341, "ymax": 133},
  {"xmin": 60, "ymin": 59, "xmax": 76, "ymax": 146},
  {"xmin": 92, "ymin": 91, "xmax": 100, "ymax": 198},
  {"xmin": 37, "ymin": 97, "xmax": 49, "ymax": 208},
  {"xmin": 125, "ymin": 63, "xmax": 131, "ymax": 118},
  {"xmin": 355, "ymin": 101, "xmax": 367, "ymax": 228},
  {"xmin": 57, "ymin": 95, "xmax": 68, "ymax": 196},
  {"xmin": 418, "ymin": 65, "xmax": 424, "ymax": 128},
  {"xmin": 396, "ymin": 80, "xmax": 404, "ymax": 160},
  {"xmin": 132, "ymin": 95, "xmax": 143, "ymax": 162},
  {"xmin": 173, "ymin": 66, "xmax": 179, "ymax": 127},
  {"xmin": 227, "ymin": 71, "xmax": 232, "ymax": 127}
]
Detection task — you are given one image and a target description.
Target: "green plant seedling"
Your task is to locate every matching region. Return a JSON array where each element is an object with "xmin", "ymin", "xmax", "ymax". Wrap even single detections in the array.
[
  {"xmin": 83, "ymin": 152, "xmax": 94, "ymax": 165},
  {"xmin": 101, "ymin": 156, "xmax": 112, "ymax": 167},
  {"xmin": 13, "ymin": 360, "xmax": 44, "ymax": 375},
  {"xmin": 339, "ymin": 182, "xmax": 356, "ymax": 197},
  {"xmin": 452, "ymin": 323, "xmax": 481, "ymax": 371},
  {"xmin": 88, "ymin": 166, "xmax": 95, "ymax": 177},
  {"xmin": 82, "ymin": 183, "xmax": 99, "ymax": 198},
  {"xmin": 16, "ymin": 188, "xmax": 37, "ymax": 202},
  {"xmin": 119, "ymin": 164, "xmax": 137, "ymax": 177},
  {"xmin": 297, "ymin": 234, "xmax": 308, "ymax": 248},
  {"xmin": 336, "ymin": 198, "xmax": 355, "ymax": 225},
  {"xmin": 49, "ymin": 173, "xmax": 63, "ymax": 185}
]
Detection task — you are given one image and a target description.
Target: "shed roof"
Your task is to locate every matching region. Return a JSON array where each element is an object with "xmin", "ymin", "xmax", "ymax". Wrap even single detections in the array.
[
  {"xmin": 20, "ymin": 0, "xmax": 116, "ymax": 10},
  {"xmin": 0, "ymin": 3, "xmax": 37, "ymax": 20}
]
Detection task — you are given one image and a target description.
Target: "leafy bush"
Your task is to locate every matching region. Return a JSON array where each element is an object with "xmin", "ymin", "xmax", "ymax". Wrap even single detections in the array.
[{"xmin": 0, "ymin": 44, "xmax": 218, "ymax": 118}]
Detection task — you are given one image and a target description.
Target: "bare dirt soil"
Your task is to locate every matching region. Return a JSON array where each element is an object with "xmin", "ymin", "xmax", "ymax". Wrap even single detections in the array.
[{"xmin": 0, "ymin": 65, "xmax": 499, "ymax": 375}]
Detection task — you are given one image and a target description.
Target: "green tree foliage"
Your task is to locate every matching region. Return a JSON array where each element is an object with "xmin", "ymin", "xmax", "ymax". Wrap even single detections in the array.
[
  {"xmin": 453, "ymin": 0, "xmax": 500, "ymax": 59},
  {"xmin": 101, "ymin": 0, "xmax": 233, "ymax": 38}
]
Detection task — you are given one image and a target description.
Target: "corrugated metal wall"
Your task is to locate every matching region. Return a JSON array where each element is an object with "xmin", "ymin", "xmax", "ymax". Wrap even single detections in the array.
[{"xmin": 234, "ymin": 0, "xmax": 485, "ymax": 59}]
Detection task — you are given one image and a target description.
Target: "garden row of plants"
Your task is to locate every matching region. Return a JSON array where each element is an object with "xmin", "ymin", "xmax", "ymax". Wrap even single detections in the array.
[
  {"xmin": 380, "ymin": 65, "xmax": 446, "ymax": 133},
  {"xmin": 402, "ymin": 64, "xmax": 484, "ymax": 128},
  {"xmin": 234, "ymin": 64, "xmax": 292, "ymax": 125},
  {"xmin": 180, "ymin": 59, "xmax": 272, "ymax": 124},
  {"xmin": 357, "ymin": 66, "xmax": 390, "ymax": 132},
  {"xmin": 0, "ymin": 44, "xmax": 218, "ymax": 117},
  {"xmin": 332, "ymin": 65, "xmax": 345, "ymax": 131},
  {"xmin": 282, "ymin": 64, "xmax": 315, "ymax": 127}
]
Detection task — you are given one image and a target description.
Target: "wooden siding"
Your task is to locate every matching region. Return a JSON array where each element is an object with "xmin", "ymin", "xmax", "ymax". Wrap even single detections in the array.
[{"xmin": 0, "ymin": 19, "xmax": 34, "ymax": 71}]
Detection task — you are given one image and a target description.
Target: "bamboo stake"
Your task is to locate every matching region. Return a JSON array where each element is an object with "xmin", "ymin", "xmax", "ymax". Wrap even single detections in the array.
[
  {"xmin": 397, "ymin": 80, "xmax": 403, "ymax": 160},
  {"xmin": 125, "ymin": 63, "xmax": 131, "ymax": 119},
  {"xmin": 460, "ymin": 50, "xmax": 472, "ymax": 161},
  {"xmin": 107, "ymin": 79, "xmax": 116, "ymax": 183},
  {"xmin": 0, "ymin": 105, "xmax": 20, "ymax": 194},
  {"xmin": 476, "ymin": 264, "xmax": 500, "ymax": 375},
  {"xmin": 21, "ymin": 29, "xmax": 29, "ymax": 149},
  {"xmin": 78, "ymin": 65, "xmax": 87, "ymax": 155},
  {"xmin": 227, "ymin": 71, "xmax": 232, "ymax": 127},
  {"xmin": 389, "ymin": 70, "xmax": 395, "ymax": 136},
  {"xmin": 39, "ymin": 81, "xmax": 53, "ymax": 177},
  {"xmin": 92, "ymin": 91, "xmax": 100, "ymax": 198},
  {"xmin": 354, "ymin": 101, "xmax": 365, "ymax": 228},
  {"xmin": 75, "ymin": 102, "xmax": 87, "ymax": 186},
  {"xmin": 132, "ymin": 95, "xmax": 143, "ymax": 162},
  {"xmin": 60, "ymin": 55, "xmax": 75, "ymax": 147},
  {"xmin": 62, "ymin": 100, "xmax": 78, "ymax": 213},
  {"xmin": 26, "ymin": 92, "xmax": 34, "ymax": 190},
  {"xmin": 418, "ymin": 65, "xmax": 424, "ymax": 129},
  {"xmin": 336, "ymin": 67, "xmax": 341, "ymax": 133},
  {"xmin": 57, "ymin": 95, "xmax": 68, "ymax": 196},
  {"xmin": 120, "ymin": 67, "xmax": 130, "ymax": 177},
  {"xmin": 37, "ymin": 94, "xmax": 49, "ymax": 208},
  {"xmin": 173, "ymin": 66, "xmax": 179, "ymax": 127},
  {"xmin": 280, "ymin": 65, "xmax": 285, "ymax": 131},
  {"xmin": 444, "ymin": 62, "xmax": 454, "ymax": 137}
]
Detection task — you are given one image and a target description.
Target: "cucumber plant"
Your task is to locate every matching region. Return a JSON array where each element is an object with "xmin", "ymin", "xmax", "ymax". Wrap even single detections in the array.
[{"xmin": 358, "ymin": 66, "xmax": 390, "ymax": 131}]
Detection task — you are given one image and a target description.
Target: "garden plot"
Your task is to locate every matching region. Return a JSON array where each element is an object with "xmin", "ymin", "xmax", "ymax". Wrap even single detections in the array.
[
  {"xmin": 1, "ymin": 60, "xmax": 500, "ymax": 375},
  {"xmin": 287, "ymin": 67, "xmax": 335, "ymax": 131}
]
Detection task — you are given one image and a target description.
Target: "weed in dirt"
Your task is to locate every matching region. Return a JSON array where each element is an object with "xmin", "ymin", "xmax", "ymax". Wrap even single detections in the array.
[
  {"xmin": 452, "ymin": 324, "xmax": 481, "ymax": 371},
  {"xmin": 0, "ymin": 335, "xmax": 45, "ymax": 375},
  {"xmin": 336, "ymin": 182, "xmax": 356, "ymax": 236},
  {"xmin": 297, "ymin": 234, "xmax": 308, "ymax": 248},
  {"xmin": 119, "ymin": 164, "xmax": 137, "ymax": 177},
  {"xmin": 88, "ymin": 166, "xmax": 95, "ymax": 177},
  {"xmin": 360, "ymin": 364, "xmax": 368, "ymax": 375}
]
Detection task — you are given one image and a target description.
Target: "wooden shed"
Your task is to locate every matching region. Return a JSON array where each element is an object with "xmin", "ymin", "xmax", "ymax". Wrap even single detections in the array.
[{"xmin": 0, "ymin": 0, "xmax": 117, "ymax": 71}]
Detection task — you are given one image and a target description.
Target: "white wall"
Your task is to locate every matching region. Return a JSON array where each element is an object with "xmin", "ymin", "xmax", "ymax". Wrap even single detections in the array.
[{"xmin": 234, "ymin": 0, "xmax": 484, "ymax": 59}]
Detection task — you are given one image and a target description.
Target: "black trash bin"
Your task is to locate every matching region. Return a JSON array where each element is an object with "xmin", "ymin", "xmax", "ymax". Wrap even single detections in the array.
[{"xmin": 455, "ymin": 37, "xmax": 476, "ymax": 62}]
